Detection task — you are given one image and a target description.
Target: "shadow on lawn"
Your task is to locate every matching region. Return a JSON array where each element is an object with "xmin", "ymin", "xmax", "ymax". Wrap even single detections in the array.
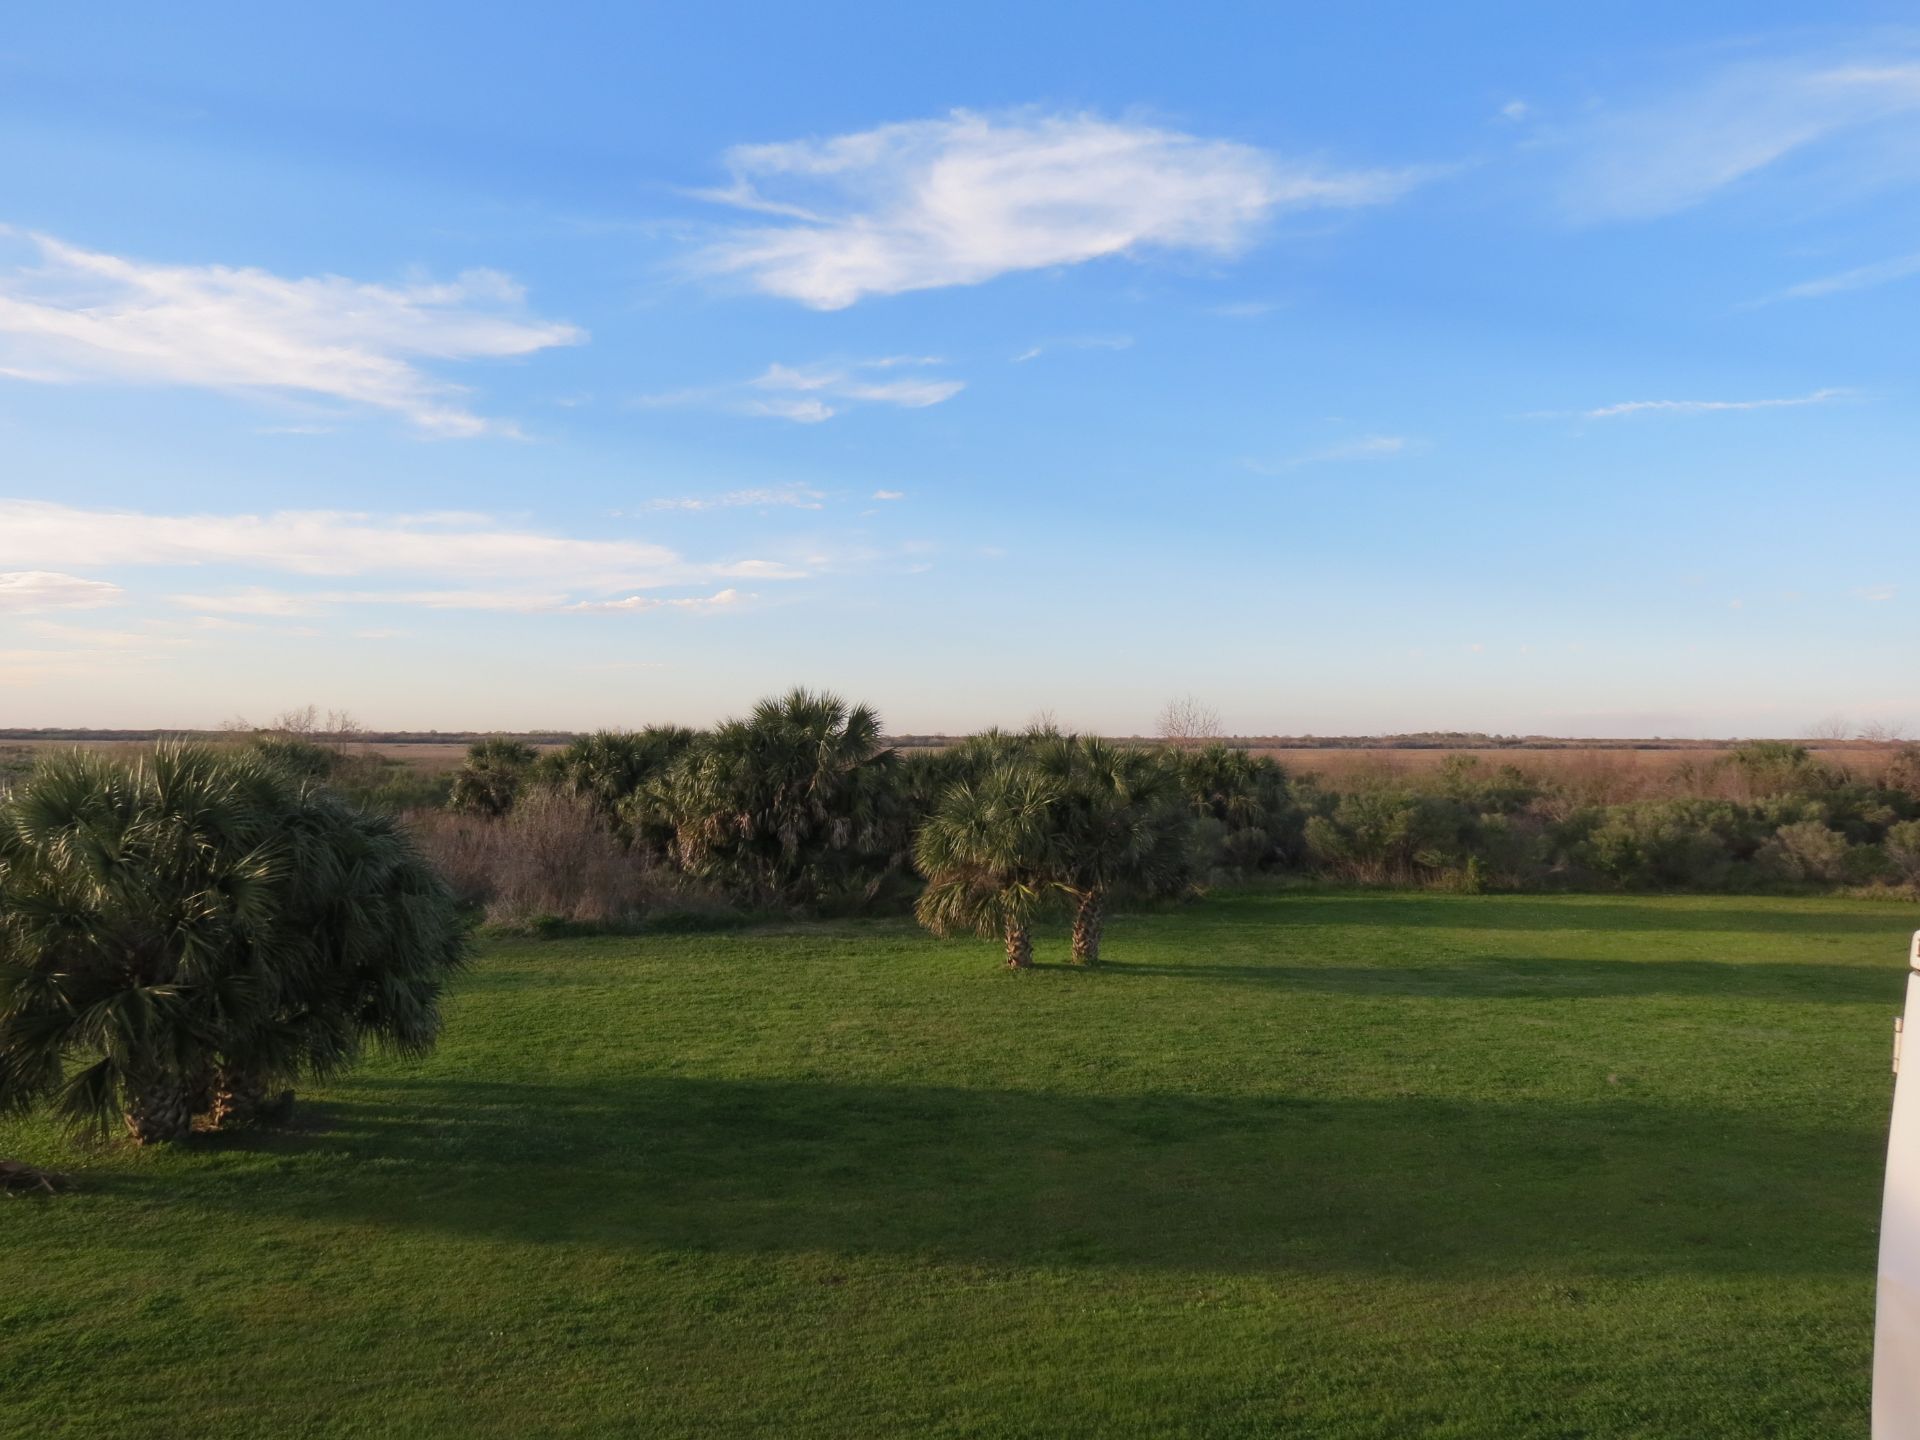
[
  {"xmin": 1226, "ymin": 894, "xmax": 1918, "ymax": 939},
  {"xmin": 169, "ymin": 1077, "xmax": 1882, "ymax": 1280},
  {"xmin": 1096, "ymin": 956, "xmax": 1901, "ymax": 1004}
]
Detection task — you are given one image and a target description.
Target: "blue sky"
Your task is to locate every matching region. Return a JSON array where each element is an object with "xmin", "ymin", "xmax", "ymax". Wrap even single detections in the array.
[{"xmin": 2, "ymin": 4, "xmax": 1916, "ymax": 736}]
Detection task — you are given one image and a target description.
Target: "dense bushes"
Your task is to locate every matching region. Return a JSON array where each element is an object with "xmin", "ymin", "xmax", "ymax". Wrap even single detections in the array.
[
  {"xmin": 1290, "ymin": 745, "xmax": 1920, "ymax": 895},
  {"xmin": 417, "ymin": 721, "xmax": 1920, "ymax": 929}
]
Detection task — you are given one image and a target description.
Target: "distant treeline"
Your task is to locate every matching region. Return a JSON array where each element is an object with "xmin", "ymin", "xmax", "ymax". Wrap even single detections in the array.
[{"xmin": 0, "ymin": 728, "xmax": 1885, "ymax": 752}]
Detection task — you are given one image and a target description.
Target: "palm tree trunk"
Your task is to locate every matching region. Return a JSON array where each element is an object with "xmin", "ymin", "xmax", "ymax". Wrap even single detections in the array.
[
  {"xmin": 210, "ymin": 1065, "xmax": 267, "ymax": 1130},
  {"xmin": 1070, "ymin": 892, "xmax": 1105, "ymax": 965},
  {"xmin": 122, "ymin": 1073, "xmax": 195, "ymax": 1145},
  {"xmin": 1003, "ymin": 920, "xmax": 1033, "ymax": 969}
]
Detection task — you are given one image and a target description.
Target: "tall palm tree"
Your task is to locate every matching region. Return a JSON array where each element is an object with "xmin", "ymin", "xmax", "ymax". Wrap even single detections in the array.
[
  {"xmin": 656, "ymin": 689, "xmax": 899, "ymax": 904},
  {"xmin": 914, "ymin": 761, "xmax": 1065, "ymax": 968},
  {"xmin": 1033, "ymin": 735, "xmax": 1188, "ymax": 964},
  {"xmin": 0, "ymin": 743, "xmax": 467, "ymax": 1143}
]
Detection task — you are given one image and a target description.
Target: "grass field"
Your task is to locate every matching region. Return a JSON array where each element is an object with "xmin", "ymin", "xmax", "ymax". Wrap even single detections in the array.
[{"xmin": 1, "ymin": 891, "xmax": 1909, "ymax": 1437}]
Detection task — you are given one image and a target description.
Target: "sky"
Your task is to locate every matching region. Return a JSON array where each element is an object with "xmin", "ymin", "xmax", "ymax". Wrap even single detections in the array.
[{"xmin": 1, "ymin": 4, "xmax": 1917, "ymax": 737}]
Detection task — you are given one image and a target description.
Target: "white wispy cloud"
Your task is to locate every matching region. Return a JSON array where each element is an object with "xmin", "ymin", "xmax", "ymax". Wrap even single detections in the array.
[
  {"xmin": 638, "ymin": 356, "xmax": 964, "ymax": 423},
  {"xmin": 630, "ymin": 485, "xmax": 827, "ymax": 513},
  {"xmin": 1582, "ymin": 388, "xmax": 1845, "ymax": 419},
  {"xmin": 0, "ymin": 501, "xmax": 681, "ymax": 586},
  {"xmin": 1206, "ymin": 299, "xmax": 1284, "ymax": 319},
  {"xmin": 872, "ymin": 489, "xmax": 905, "ymax": 501},
  {"xmin": 1011, "ymin": 335, "xmax": 1133, "ymax": 363},
  {"xmin": 0, "ymin": 569, "xmax": 123, "ymax": 613},
  {"xmin": 694, "ymin": 109, "xmax": 1413, "ymax": 308},
  {"xmin": 162, "ymin": 584, "xmax": 766, "ymax": 617},
  {"xmin": 1762, "ymin": 250, "xmax": 1920, "ymax": 302},
  {"xmin": 0, "ymin": 501, "xmax": 803, "ymax": 618},
  {"xmin": 1561, "ymin": 53, "xmax": 1920, "ymax": 221},
  {"xmin": 0, "ymin": 231, "xmax": 584, "ymax": 434},
  {"xmin": 564, "ymin": 588, "xmax": 743, "ymax": 614},
  {"xmin": 1247, "ymin": 435, "xmax": 1412, "ymax": 472}
]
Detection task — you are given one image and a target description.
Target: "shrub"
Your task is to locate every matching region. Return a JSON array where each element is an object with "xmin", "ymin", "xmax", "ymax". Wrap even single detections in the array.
[
  {"xmin": 1757, "ymin": 820, "xmax": 1855, "ymax": 884},
  {"xmin": 1176, "ymin": 745, "xmax": 1302, "ymax": 875},
  {"xmin": 411, "ymin": 789, "xmax": 731, "ymax": 930},
  {"xmin": 1578, "ymin": 802, "xmax": 1736, "ymax": 889},
  {"xmin": 1882, "ymin": 820, "xmax": 1920, "ymax": 891},
  {"xmin": 448, "ymin": 738, "xmax": 539, "ymax": 818}
]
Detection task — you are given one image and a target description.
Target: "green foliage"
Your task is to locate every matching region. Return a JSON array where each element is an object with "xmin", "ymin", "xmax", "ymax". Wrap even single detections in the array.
[
  {"xmin": 1887, "ymin": 820, "xmax": 1920, "ymax": 890},
  {"xmin": 913, "ymin": 759, "xmax": 1066, "ymax": 959},
  {"xmin": 535, "ymin": 727, "xmax": 697, "ymax": 844},
  {"xmin": 447, "ymin": 738, "xmax": 538, "ymax": 818},
  {"xmin": 1576, "ymin": 800, "xmax": 1741, "ymax": 889},
  {"xmin": 652, "ymin": 689, "xmax": 903, "ymax": 906},
  {"xmin": 1031, "ymin": 734, "xmax": 1189, "ymax": 902},
  {"xmin": 1174, "ymin": 744, "xmax": 1301, "ymax": 876},
  {"xmin": 245, "ymin": 732, "xmax": 337, "ymax": 780},
  {"xmin": 0, "ymin": 743, "xmax": 467, "ymax": 1140},
  {"xmin": 1724, "ymin": 740, "xmax": 1839, "ymax": 798}
]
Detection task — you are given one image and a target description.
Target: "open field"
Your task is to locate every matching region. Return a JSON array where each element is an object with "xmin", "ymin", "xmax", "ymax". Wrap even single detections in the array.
[{"xmin": 0, "ymin": 891, "xmax": 1904, "ymax": 1437}]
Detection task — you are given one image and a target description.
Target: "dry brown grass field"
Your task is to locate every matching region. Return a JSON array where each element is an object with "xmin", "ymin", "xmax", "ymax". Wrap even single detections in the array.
[{"xmin": 1, "ymin": 737, "xmax": 1905, "ymax": 807}]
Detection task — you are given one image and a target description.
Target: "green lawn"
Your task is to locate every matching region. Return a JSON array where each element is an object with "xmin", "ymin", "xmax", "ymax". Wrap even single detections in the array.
[{"xmin": 2, "ymin": 891, "xmax": 1909, "ymax": 1437}]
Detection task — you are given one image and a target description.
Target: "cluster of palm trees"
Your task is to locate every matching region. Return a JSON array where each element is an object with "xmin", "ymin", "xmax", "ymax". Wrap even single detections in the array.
[
  {"xmin": 916, "ymin": 734, "xmax": 1188, "ymax": 967},
  {"xmin": 448, "ymin": 689, "xmax": 1300, "ymax": 966},
  {"xmin": 0, "ymin": 744, "xmax": 466, "ymax": 1143}
]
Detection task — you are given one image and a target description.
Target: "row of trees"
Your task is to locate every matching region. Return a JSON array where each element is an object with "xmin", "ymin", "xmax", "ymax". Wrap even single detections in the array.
[
  {"xmin": 438, "ymin": 698, "xmax": 1920, "ymax": 935},
  {"xmin": 0, "ymin": 744, "xmax": 467, "ymax": 1143},
  {"xmin": 440, "ymin": 691, "xmax": 1302, "ymax": 964}
]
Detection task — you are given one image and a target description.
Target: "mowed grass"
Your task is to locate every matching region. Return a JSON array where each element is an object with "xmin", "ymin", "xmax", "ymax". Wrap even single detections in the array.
[{"xmin": 1, "ymin": 892, "xmax": 1909, "ymax": 1438}]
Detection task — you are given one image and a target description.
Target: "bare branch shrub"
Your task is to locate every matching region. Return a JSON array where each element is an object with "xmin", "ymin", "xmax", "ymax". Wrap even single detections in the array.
[
  {"xmin": 1157, "ymin": 695, "xmax": 1224, "ymax": 745},
  {"xmin": 410, "ymin": 789, "xmax": 731, "ymax": 929}
]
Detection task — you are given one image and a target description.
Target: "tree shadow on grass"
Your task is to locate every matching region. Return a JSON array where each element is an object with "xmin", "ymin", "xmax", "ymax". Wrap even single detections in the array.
[
  {"xmin": 161, "ymin": 1077, "xmax": 1882, "ymax": 1282},
  {"xmin": 1096, "ymin": 957, "xmax": 1902, "ymax": 1004},
  {"xmin": 1223, "ymin": 894, "xmax": 1919, "ymax": 939}
]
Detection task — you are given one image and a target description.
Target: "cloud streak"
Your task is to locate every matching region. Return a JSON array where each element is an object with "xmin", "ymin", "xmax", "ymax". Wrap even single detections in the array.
[
  {"xmin": 1582, "ymin": 388, "xmax": 1845, "ymax": 419},
  {"xmin": 0, "ymin": 570, "xmax": 124, "ymax": 613},
  {"xmin": 695, "ymin": 109, "xmax": 1412, "ymax": 308},
  {"xmin": 1247, "ymin": 435, "xmax": 1412, "ymax": 472},
  {"xmin": 0, "ymin": 501, "xmax": 804, "ymax": 619},
  {"xmin": 1561, "ymin": 53, "xmax": 1920, "ymax": 221},
  {"xmin": 0, "ymin": 231, "xmax": 584, "ymax": 434},
  {"xmin": 1764, "ymin": 251, "xmax": 1920, "ymax": 302},
  {"xmin": 631, "ymin": 485, "xmax": 826, "ymax": 513},
  {"xmin": 638, "ymin": 356, "xmax": 964, "ymax": 423}
]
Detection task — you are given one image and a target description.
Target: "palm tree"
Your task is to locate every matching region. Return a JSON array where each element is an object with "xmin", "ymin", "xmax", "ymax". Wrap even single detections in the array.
[
  {"xmin": 209, "ymin": 791, "xmax": 467, "ymax": 1127},
  {"xmin": 1033, "ymin": 736, "xmax": 1188, "ymax": 964},
  {"xmin": 914, "ymin": 761, "xmax": 1065, "ymax": 968},
  {"xmin": 536, "ymin": 727, "xmax": 697, "ymax": 846},
  {"xmin": 655, "ymin": 689, "xmax": 899, "ymax": 904},
  {"xmin": 0, "ymin": 743, "xmax": 467, "ymax": 1143},
  {"xmin": 448, "ymin": 737, "xmax": 538, "ymax": 817}
]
